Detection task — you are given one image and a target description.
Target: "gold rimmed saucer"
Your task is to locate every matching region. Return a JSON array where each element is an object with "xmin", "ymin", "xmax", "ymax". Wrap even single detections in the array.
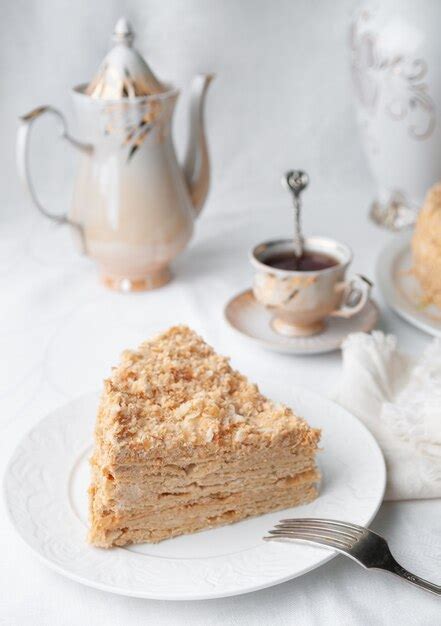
[{"xmin": 224, "ymin": 289, "xmax": 379, "ymax": 355}]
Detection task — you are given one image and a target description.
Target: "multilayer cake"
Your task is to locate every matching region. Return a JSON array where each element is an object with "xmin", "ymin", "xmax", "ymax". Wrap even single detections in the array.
[{"xmin": 88, "ymin": 326, "xmax": 320, "ymax": 547}]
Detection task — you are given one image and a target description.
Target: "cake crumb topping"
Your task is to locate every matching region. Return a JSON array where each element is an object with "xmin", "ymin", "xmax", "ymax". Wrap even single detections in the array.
[{"xmin": 96, "ymin": 326, "xmax": 318, "ymax": 454}]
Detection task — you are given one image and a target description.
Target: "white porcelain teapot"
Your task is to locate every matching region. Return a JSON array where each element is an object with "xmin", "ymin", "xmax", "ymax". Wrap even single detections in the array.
[{"xmin": 17, "ymin": 18, "xmax": 214, "ymax": 290}]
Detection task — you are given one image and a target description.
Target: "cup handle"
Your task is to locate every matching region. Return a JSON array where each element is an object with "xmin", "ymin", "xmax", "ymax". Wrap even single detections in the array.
[
  {"xmin": 330, "ymin": 274, "xmax": 373, "ymax": 319},
  {"xmin": 16, "ymin": 106, "xmax": 93, "ymax": 253}
]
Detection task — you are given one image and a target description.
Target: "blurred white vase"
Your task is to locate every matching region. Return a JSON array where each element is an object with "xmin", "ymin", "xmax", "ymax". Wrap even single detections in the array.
[{"xmin": 350, "ymin": 0, "xmax": 441, "ymax": 229}]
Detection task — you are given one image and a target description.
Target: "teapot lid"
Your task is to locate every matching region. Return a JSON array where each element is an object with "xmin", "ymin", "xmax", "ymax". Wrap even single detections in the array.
[{"xmin": 85, "ymin": 17, "xmax": 166, "ymax": 99}]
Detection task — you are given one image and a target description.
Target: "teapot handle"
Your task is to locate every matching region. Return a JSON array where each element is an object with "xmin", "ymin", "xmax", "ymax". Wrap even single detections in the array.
[{"xmin": 16, "ymin": 106, "xmax": 93, "ymax": 253}]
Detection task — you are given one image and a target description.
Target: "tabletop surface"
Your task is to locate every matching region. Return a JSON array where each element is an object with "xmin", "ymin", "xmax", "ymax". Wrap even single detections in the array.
[{"xmin": 1, "ymin": 188, "xmax": 440, "ymax": 626}]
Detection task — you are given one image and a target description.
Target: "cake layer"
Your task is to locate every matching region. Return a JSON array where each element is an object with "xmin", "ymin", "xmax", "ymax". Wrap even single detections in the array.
[
  {"xmin": 89, "ymin": 479, "xmax": 318, "ymax": 547},
  {"xmin": 95, "ymin": 445, "xmax": 317, "ymax": 481},
  {"xmin": 91, "ymin": 448, "xmax": 316, "ymax": 487},
  {"xmin": 90, "ymin": 456, "xmax": 317, "ymax": 509},
  {"xmin": 94, "ymin": 419, "xmax": 320, "ymax": 467},
  {"xmin": 91, "ymin": 464, "xmax": 319, "ymax": 519}
]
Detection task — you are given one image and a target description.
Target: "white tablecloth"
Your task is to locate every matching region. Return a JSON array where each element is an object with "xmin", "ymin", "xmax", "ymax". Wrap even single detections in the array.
[{"xmin": 1, "ymin": 191, "xmax": 440, "ymax": 625}]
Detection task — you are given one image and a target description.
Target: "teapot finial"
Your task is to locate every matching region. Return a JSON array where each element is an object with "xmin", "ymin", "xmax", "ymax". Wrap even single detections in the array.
[
  {"xmin": 113, "ymin": 17, "xmax": 135, "ymax": 46},
  {"xmin": 85, "ymin": 17, "xmax": 165, "ymax": 99}
]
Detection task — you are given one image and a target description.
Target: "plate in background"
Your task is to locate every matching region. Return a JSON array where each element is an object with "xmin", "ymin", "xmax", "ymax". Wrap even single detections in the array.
[
  {"xmin": 377, "ymin": 233, "xmax": 441, "ymax": 337},
  {"xmin": 4, "ymin": 387, "xmax": 385, "ymax": 601}
]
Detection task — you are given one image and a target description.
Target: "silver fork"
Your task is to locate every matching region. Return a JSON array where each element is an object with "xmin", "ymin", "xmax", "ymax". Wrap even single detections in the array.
[{"xmin": 265, "ymin": 518, "xmax": 440, "ymax": 596}]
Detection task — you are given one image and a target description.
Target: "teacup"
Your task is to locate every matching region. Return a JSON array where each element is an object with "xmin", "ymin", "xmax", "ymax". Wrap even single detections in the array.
[{"xmin": 250, "ymin": 237, "xmax": 372, "ymax": 337}]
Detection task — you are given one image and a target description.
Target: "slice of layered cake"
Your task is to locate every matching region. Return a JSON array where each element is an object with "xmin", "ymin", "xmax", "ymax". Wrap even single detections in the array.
[{"xmin": 88, "ymin": 326, "xmax": 320, "ymax": 547}]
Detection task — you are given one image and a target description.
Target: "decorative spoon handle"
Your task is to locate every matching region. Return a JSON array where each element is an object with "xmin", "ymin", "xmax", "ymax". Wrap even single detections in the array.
[{"xmin": 282, "ymin": 170, "xmax": 309, "ymax": 258}]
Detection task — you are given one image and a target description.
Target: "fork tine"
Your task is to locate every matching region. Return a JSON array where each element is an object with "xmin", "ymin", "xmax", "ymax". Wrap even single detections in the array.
[
  {"xmin": 266, "ymin": 529, "xmax": 349, "ymax": 551},
  {"xmin": 276, "ymin": 520, "xmax": 360, "ymax": 531},
  {"xmin": 278, "ymin": 518, "xmax": 365, "ymax": 535},
  {"xmin": 275, "ymin": 521, "xmax": 360, "ymax": 542},
  {"xmin": 268, "ymin": 528, "xmax": 352, "ymax": 548}
]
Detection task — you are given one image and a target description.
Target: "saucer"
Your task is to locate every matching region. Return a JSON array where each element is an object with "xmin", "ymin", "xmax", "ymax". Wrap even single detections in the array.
[{"xmin": 224, "ymin": 289, "xmax": 379, "ymax": 354}]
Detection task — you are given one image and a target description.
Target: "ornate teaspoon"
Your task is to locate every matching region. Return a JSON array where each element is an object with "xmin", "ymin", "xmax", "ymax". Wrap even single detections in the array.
[{"xmin": 282, "ymin": 170, "xmax": 309, "ymax": 259}]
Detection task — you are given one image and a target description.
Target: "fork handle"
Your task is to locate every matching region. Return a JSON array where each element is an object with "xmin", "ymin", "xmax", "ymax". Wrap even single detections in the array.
[{"xmin": 385, "ymin": 559, "xmax": 441, "ymax": 596}]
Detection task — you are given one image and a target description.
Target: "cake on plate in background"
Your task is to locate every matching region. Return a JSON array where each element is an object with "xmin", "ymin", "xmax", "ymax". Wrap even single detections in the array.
[{"xmin": 412, "ymin": 184, "xmax": 441, "ymax": 309}]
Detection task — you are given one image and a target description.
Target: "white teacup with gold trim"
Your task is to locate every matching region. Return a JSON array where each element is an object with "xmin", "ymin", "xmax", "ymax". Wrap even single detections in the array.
[{"xmin": 251, "ymin": 237, "xmax": 372, "ymax": 337}]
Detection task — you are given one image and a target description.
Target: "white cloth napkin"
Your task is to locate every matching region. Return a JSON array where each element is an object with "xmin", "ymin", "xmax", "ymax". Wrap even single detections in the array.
[{"xmin": 334, "ymin": 331, "xmax": 441, "ymax": 500}]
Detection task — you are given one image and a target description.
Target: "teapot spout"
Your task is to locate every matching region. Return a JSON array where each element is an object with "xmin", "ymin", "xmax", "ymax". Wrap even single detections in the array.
[{"xmin": 183, "ymin": 74, "xmax": 214, "ymax": 217}]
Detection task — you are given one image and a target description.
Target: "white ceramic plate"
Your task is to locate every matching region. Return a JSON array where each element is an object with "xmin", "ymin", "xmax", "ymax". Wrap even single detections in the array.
[
  {"xmin": 225, "ymin": 290, "xmax": 379, "ymax": 354},
  {"xmin": 376, "ymin": 233, "xmax": 441, "ymax": 337},
  {"xmin": 4, "ymin": 386, "xmax": 385, "ymax": 601}
]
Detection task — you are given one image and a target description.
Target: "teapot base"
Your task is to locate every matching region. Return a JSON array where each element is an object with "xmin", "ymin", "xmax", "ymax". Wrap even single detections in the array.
[{"xmin": 101, "ymin": 266, "xmax": 172, "ymax": 292}]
